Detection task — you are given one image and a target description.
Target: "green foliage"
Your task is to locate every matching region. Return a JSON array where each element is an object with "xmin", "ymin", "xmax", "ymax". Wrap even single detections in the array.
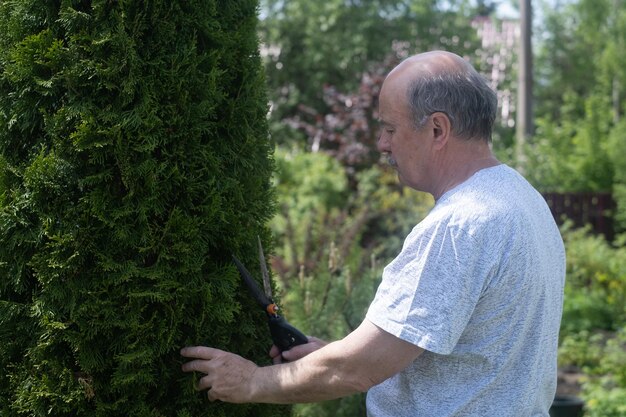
[
  {"xmin": 531, "ymin": 0, "xmax": 626, "ymax": 232},
  {"xmin": 0, "ymin": 1, "xmax": 287, "ymax": 416},
  {"xmin": 559, "ymin": 328, "xmax": 626, "ymax": 417},
  {"xmin": 534, "ymin": 0, "xmax": 607, "ymax": 121},
  {"xmin": 261, "ymin": 0, "xmax": 464, "ymax": 100},
  {"xmin": 558, "ymin": 328, "xmax": 626, "ymax": 417},
  {"xmin": 270, "ymin": 147, "xmax": 433, "ymax": 417},
  {"xmin": 557, "ymin": 225, "xmax": 626, "ymax": 415},
  {"xmin": 560, "ymin": 225, "xmax": 626, "ymax": 336},
  {"xmin": 609, "ymin": 119, "xmax": 626, "ymax": 231},
  {"xmin": 526, "ymin": 92, "xmax": 615, "ymax": 193}
]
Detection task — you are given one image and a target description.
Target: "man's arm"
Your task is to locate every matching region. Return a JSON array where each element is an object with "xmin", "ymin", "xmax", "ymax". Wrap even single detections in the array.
[{"xmin": 180, "ymin": 319, "xmax": 424, "ymax": 404}]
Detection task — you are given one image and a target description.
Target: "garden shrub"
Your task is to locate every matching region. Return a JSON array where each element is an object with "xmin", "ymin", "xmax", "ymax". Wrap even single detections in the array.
[
  {"xmin": 0, "ymin": 1, "xmax": 288, "ymax": 416},
  {"xmin": 558, "ymin": 225, "xmax": 626, "ymax": 416},
  {"xmin": 560, "ymin": 225, "xmax": 626, "ymax": 335}
]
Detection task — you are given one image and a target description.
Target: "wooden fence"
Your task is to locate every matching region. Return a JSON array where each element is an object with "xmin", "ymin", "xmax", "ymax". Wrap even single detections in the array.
[{"xmin": 542, "ymin": 192, "xmax": 615, "ymax": 241}]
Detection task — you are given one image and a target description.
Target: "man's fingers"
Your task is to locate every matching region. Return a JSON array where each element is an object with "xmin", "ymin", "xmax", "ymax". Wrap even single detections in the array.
[
  {"xmin": 280, "ymin": 347, "xmax": 299, "ymax": 362},
  {"xmin": 269, "ymin": 344, "xmax": 281, "ymax": 358},
  {"xmin": 207, "ymin": 389, "xmax": 219, "ymax": 402},
  {"xmin": 180, "ymin": 346, "xmax": 221, "ymax": 359},
  {"xmin": 181, "ymin": 359, "xmax": 212, "ymax": 374},
  {"xmin": 180, "ymin": 347, "xmax": 226, "ymax": 374},
  {"xmin": 269, "ymin": 344, "xmax": 284, "ymax": 364},
  {"xmin": 179, "ymin": 348, "xmax": 257, "ymax": 403},
  {"xmin": 197, "ymin": 374, "xmax": 213, "ymax": 391},
  {"xmin": 280, "ymin": 336, "xmax": 330, "ymax": 362},
  {"xmin": 268, "ymin": 336, "xmax": 328, "ymax": 363}
]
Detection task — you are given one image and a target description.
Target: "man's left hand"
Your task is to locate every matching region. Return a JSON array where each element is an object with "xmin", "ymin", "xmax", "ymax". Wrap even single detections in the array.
[{"xmin": 181, "ymin": 346, "xmax": 258, "ymax": 403}]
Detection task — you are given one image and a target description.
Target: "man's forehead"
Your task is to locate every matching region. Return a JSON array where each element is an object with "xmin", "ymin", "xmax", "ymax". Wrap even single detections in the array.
[{"xmin": 377, "ymin": 98, "xmax": 408, "ymax": 126}]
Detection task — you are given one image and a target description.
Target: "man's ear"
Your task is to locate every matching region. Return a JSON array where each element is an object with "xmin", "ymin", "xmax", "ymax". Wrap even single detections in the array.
[{"xmin": 430, "ymin": 112, "xmax": 451, "ymax": 150}]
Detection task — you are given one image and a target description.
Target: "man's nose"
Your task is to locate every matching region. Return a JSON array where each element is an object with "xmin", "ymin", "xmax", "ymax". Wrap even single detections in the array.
[{"xmin": 377, "ymin": 133, "xmax": 389, "ymax": 153}]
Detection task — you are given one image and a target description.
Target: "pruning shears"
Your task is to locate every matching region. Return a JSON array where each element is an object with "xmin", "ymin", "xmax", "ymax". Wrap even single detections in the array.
[{"xmin": 232, "ymin": 237, "xmax": 308, "ymax": 352}]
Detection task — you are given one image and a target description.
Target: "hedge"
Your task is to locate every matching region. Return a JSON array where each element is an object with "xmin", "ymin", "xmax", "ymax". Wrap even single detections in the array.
[{"xmin": 0, "ymin": 1, "xmax": 286, "ymax": 416}]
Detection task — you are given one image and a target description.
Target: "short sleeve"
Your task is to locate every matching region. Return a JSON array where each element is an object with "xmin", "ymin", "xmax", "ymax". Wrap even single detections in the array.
[{"xmin": 366, "ymin": 220, "xmax": 494, "ymax": 355}]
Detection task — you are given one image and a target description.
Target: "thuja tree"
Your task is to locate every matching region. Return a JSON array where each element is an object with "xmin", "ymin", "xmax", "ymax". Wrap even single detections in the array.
[{"xmin": 0, "ymin": 1, "xmax": 287, "ymax": 416}]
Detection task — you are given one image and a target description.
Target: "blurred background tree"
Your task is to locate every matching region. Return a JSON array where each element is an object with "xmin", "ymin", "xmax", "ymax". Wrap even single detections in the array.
[
  {"xmin": 529, "ymin": 0, "xmax": 618, "ymax": 194},
  {"xmin": 259, "ymin": 0, "xmax": 487, "ymax": 148}
]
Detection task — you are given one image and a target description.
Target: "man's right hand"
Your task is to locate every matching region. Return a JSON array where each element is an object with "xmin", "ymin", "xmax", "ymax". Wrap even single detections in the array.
[{"xmin": 269, "ymin": 336, "xmax": 328, "ymax": 364}]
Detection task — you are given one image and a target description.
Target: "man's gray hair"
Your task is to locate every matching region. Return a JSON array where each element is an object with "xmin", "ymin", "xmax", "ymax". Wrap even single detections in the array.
[{"xmin": 406, "ymin": 67, "xmax": 497, "ymax": 141}]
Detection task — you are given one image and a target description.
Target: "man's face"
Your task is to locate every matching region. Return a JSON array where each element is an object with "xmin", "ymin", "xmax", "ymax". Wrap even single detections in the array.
[{"xmin": 376, "ymin": 79, "xmax": 433, "ymax": 192}]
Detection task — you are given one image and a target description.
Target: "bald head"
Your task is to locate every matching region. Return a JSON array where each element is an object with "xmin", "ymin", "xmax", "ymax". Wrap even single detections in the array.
[
  {"xmin": 383, "ymin": 50, "xmax": 497, "ymax": 141},
  {"xmin": 388, "ymin": 51, "xmax": 473, "ymax": 80}
]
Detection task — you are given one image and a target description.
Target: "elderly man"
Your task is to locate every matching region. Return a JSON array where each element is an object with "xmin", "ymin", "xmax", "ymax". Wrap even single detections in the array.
[{"xmin": 181, "ymin": 51, "xmax": 565, "ymax": 417}]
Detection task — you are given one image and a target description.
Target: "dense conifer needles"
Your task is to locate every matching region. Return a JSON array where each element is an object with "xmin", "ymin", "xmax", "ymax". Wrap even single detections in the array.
[{"xmin": 0, "ymin": 1, "xmax": 283, "ymax": 416}]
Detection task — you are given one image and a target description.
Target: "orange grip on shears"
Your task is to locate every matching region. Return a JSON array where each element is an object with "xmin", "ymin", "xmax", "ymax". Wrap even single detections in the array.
[{"xmin": 266, "ymin": 303, "xmax": 279, "ymax": 315}]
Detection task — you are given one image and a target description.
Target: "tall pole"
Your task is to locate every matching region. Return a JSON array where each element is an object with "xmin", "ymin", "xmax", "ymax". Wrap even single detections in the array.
[{"xmin": 516, "ymin": 0, "xmax": 533, "ymax": 173}]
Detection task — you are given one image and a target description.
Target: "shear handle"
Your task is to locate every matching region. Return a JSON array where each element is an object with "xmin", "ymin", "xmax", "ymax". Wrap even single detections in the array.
[{"xmin": 269, "ymin": 315, "xmax": 308, "ymax": 351}]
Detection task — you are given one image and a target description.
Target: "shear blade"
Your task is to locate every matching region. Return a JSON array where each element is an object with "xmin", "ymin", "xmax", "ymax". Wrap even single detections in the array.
[
  {"xmin": 257, "ymin": 236, "xmax": 273, "ymax": 299},
  {"xmin": 232, "ymin": 255, "xmax": 272, "ymax": 308}
]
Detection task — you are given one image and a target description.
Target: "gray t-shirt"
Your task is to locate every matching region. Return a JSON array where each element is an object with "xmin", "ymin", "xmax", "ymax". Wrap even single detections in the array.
[{"xmin": 365, "ymin": 164, "xmax": 565, "ymax": 417}]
